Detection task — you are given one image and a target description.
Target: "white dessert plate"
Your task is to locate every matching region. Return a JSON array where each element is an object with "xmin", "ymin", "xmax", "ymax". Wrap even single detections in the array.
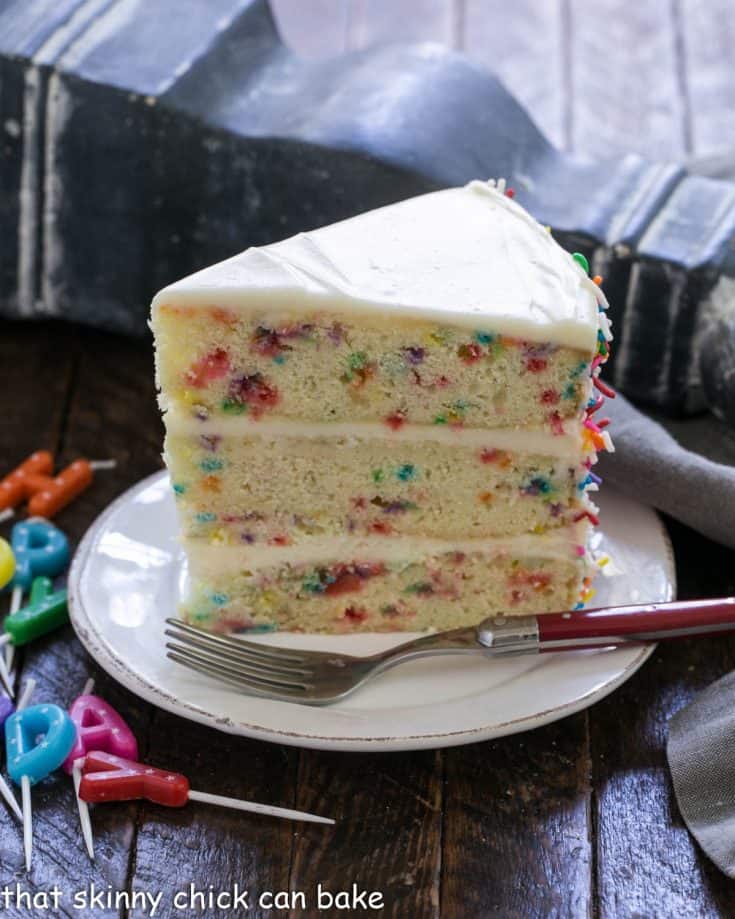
[{"xmin": 68, "ymin": 472, "xmax": 675, "ymax": 752}]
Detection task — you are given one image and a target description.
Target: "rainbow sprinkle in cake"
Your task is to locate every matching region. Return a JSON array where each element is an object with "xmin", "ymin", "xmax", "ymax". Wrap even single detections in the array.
[{"xmin": 151, "ymin": 179, "xmax": 613, "ymax": 634}]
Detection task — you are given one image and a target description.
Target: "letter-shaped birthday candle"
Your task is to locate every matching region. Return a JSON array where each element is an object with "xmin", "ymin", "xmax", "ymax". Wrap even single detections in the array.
[
  {"xmin": 4, "ymin": 704, "xmax": 74, "ymax": 785},
  {"xmin": 8, "ymin": 519, "xmax": 70, "ymax": 593},
  {"xmin": 0, "ymin": 453, "xmax": 115, "ymax": 522},
  {"xmin": 0, "ymin": 452, "xmax": 54, "ymax": 518},
  {"xmin": 26, "ymin": 460, "xmax": 93, "ymax": 518},
  {"xmin": 0, "ymin": 693, "xmax": 19, "ymax": 823},
  {"xmin": 63, "ymin": 679, "xmax": 139, "ymax": 859},
  {"xmin": 0, "ymin": 576, "xmax": 69, "ymax": 700},
  {"xmin": 3, "ymin": 521, "xmax": 70, "ymax": 691},
  {"xmin": 80, "ymin": 751, "xmax": 190, "ymax": 806},
  {"xmin": 80, "ymin": 751, "xmax": 335, "ymax": 824},
  {"xmin": 64, "ymin": 691, "xmax": 138, "ymax": 773},
  {"xmin": 0, "ymin": 539, "xmax": 14, "ymax": 591},
  {"xmin": 0, "ymin": 678, "xmax": 34, "ymax": 826},
  {"xmin": 5, "ymin": 702, "xmax": 76, "ymax": 870},
  {"xmin": 4, "ymin": 577, "xmax": 69, "ymax": 647}
]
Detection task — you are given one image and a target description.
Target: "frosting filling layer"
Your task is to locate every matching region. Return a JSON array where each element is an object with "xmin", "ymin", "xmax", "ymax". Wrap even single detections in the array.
[
  {"xmin": 185, "ymin": 525, "xmax": 591, "ymax": 575},
  {"xmin": 163, "ymin": 410, "xmax": 590, "ymax": 457}
]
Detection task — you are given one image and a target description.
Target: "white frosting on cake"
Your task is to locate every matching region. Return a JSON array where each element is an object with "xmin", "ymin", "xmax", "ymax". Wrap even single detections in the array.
[
  {"xmin": 152, "ymin": 180, "xmax": 603, "ymax": 351},
  {"xmin": 164, "ymin": 409, "xmax": 588, "ymax": 458}
]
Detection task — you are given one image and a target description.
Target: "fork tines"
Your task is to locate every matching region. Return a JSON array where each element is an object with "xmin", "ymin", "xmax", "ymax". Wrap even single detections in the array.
[{"xmin": 164, "ymin": 618, "xmax": 313, "ymax": 699}]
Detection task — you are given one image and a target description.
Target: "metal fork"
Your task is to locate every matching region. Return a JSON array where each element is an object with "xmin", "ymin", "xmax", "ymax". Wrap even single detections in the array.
[
  {"xmin": 166, "ymin": 596, "xmax": 735, "ymax": 705},
  {"xmin": 165, "ymin": 616, "xmax": 526, "ymax": 705}
]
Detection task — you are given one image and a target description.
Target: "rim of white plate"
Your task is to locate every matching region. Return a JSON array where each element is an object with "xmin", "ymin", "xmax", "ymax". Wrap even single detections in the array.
[{"xmin": 68, "ymin": 471, "xmax": 675, "ymax": 752}]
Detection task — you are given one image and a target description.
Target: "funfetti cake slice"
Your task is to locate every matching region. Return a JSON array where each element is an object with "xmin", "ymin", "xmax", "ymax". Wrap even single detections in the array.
[{"xmin": 151, "ymin": 179, "xmax": 613, "ymax": 634}]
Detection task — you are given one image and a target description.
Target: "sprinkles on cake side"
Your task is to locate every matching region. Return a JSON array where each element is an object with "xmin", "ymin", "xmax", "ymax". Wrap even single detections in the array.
[{"xmin": 151, "ymin": 179, "xmax": 614, "ymax": 633}]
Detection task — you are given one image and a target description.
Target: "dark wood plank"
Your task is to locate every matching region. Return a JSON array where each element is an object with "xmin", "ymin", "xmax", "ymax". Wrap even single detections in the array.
[
  {"xmin": 568, "ymin": 0, "xmax": 686, "ymax": 159},
  {"xmin": 678, "ymin": 0, "xmax": 735, "ymax": 156},
  {"xmin": 290, "ymin": 749, "xmax": 442, "ymax": 917},
  {"xmin": 463, "ymin": 0, "xmax": 568, "ymax": 150},
  {"xmin": 442, "ymin": 716, "xmax": 592, "ymax": 918},
  {"xmin": 346, "ymin": 0, "xmax": 455, "ymax": 48},
  {"xmin": 593, "ymin": 517, "xmax": 735, "ymax": 918},
  {"xmin": 271, "ymin": 0, "xmax": 349, "ymax": 58},
  {"xmin": 0, "ymin": 321, "xmax": 77, "ymax": 467}
]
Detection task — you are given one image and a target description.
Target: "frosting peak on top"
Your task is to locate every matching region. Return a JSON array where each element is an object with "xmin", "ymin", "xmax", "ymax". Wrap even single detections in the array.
[{"xmin": 152, "ymin": 180, "xmax": 601, "ymax": 351}]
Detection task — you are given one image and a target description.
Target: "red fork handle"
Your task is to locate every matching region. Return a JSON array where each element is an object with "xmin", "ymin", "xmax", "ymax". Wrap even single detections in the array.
[{"xmin": 537, "ymin": 597, "xmax": 735, "ymax": 651}]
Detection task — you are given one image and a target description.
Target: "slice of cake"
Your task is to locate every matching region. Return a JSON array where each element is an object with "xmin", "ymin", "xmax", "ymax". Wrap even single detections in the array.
[{"xmin": 151, "ymin": 179, "xmax": 613, "ymax": 634}]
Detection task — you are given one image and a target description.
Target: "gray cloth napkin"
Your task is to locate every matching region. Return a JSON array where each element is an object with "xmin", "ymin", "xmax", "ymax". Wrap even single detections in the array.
[
  {"xmin": 598, "ymin": 394, "xmax": 735, "ymax": 550},
  {"xmin": 667, "ymin": 672, "xmax": 735, "ymax": 876},
  {"xmin": 604, "ymin": 394, "xmax": 735, "ymax": 873}
]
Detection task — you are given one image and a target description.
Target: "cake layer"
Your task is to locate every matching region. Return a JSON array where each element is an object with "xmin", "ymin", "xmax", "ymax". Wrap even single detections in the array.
[
  {"xmin": 167, "ymin": 431, "xmax": 596, "ymax": 544},
  {"xmin": 183, "ymin": 532, "xmax": 592, "ymax": 633},
  {"xmin": 153, "ymin": 307, "xmax": 593, "ymax": 429}
]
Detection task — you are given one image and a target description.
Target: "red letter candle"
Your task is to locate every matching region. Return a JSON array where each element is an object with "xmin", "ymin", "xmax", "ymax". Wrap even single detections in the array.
[
  {"xmin": 80, "ymin": 751, "xmax": 189, "ymax": 806},
  {"xmin": 79, "ymin": 751, "xmax": 334, "ymax": 824}
]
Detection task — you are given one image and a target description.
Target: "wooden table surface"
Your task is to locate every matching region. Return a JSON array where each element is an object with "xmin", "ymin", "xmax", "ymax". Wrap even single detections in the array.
[{"xmin": 4, "ymin": 2, "xmax": 735, "ymax": 917}]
